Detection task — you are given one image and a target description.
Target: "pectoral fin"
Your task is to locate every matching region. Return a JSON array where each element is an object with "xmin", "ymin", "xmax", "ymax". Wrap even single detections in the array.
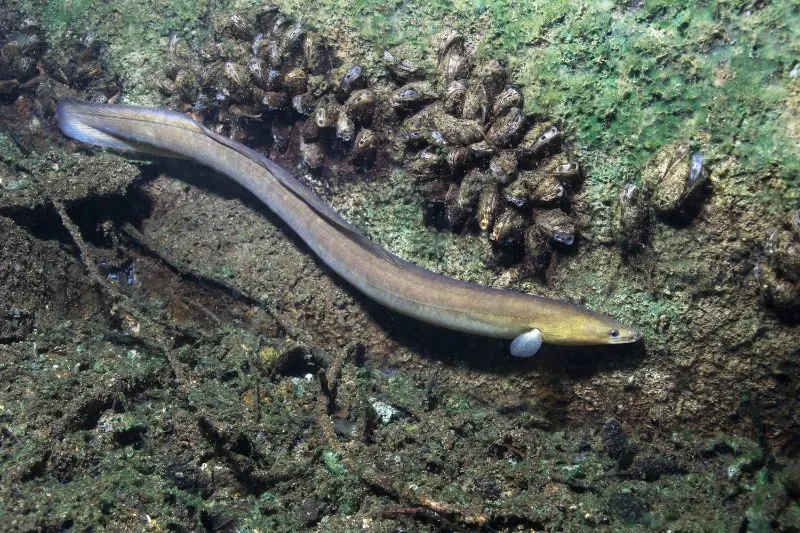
[{"xmin": 510, "ymin": 328, "xmax": 542, "ymax": 357}]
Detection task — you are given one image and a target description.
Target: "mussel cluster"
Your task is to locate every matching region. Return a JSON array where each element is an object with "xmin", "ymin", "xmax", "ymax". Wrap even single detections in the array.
[
  {"xmin": 390, "ymin": 29, "xmax": 583, "ymax": 272},
  {"xmin": 44, "ymin": 32, "xmax": 120, "ymax": 103},
  {"xmin": 758, "ymin": 210, "xmax": 800, "ymax": 313},
  {"xmin": 157, "ymin": 5, "xmax": 583, "ymax": 273},
  {"xmin": 158, "ymin": 5, "xmax": 380, "ymax": 167},
  {"xmin": 0, "ymin": 10, "xmax": 119, "ymax": 103},
  {"xmin": 0, "ymin": 16, "xmax": 44, "ymax": 97},
  {"xmin": 0, "ymin": 12, "xmax": 118, "ymax": 103},
  {"xmin": 613, "ymin": 141, "xmax": 709, "ymax": 252}
]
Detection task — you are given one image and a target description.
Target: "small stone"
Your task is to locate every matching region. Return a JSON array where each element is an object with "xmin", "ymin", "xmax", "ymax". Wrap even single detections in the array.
[
  {"xmin": 298, "ymin": 499, "xmax": 325, "ymax": 525},
  {"xmin": 607, "ymin": 491, "xmax": 648, "ymax": 524},
  {"xmin": 602, "ymin": 418, "xmax": 631, "ymax": 461}
]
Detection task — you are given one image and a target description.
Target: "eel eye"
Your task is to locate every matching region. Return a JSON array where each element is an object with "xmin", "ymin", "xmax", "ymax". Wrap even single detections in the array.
[{"xmin": 609, "ymin": 329, "xmax": 619, "ymax": 338}]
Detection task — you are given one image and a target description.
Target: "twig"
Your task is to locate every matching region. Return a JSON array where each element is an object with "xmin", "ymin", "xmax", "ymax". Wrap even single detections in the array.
[{"xmin": 54, "ymin": 200, "xmax": 189, "ymax": 388}]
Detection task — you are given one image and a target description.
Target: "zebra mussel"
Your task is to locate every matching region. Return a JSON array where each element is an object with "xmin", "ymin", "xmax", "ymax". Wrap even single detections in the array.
[{"xmin": 158, "ymin": 10, "xmax": 585, "ymax": 275}]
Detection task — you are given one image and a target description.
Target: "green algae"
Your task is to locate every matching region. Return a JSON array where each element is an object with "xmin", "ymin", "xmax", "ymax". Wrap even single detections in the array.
[
  {"xmin": 267, "ymin": 0, "xmax": 798, "ymax": 193},
  {"xmin": 321, "ymin": 450, "xmax": 347, "ymax": 476},
  {"xmin": 20, "ymin": 0, "xmax": 93, "ymax": 37},
  {"xmin": 0, "ymin": 133, "xmax": 26, "ymax": 165}
]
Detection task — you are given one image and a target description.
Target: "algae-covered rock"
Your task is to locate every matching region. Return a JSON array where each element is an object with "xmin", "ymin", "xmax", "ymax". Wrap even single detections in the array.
[{"xmin": 1, "ymin": 148, "xmax": 140, "ymax": 210}]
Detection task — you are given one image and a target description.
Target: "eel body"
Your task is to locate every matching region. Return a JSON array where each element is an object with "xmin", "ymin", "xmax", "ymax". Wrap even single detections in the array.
[{"xmin": 57, "ymin": 99, "xmax": 640, "ymax": 355}]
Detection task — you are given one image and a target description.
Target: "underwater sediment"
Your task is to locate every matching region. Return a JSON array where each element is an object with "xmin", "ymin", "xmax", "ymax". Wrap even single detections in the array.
[{"xmin": 1, "ymin": 1, "xmax": 799, "ymax": 531}]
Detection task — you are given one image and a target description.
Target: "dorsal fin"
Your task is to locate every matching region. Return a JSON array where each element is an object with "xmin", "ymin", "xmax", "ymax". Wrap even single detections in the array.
[{"xmin": 203, "ymin": 126, "xmax": 401, "ymax": 266}]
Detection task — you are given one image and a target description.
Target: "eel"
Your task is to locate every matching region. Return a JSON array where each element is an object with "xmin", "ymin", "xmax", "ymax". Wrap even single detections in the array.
[{"xmin": 56, "ymin": 99, "xmax": 640, "ymax": 356}]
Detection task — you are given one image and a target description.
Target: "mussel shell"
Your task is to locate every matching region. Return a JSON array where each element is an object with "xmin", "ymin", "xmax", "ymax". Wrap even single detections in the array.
[
  {"xmin": 461, "ymin": 82, "xmax": 488, "ymax": 122},
  {"xmin": 646, "ymin": 143, "xmax": 708, "ymax": 215},
  {"xmin": 338, "ymin": 65, "xmax": 367, "ymax": 99},
  {"xmin": 757, "ymin": 261, "xmax": 800, "ymax": 311},
  {"xmin": 503, "ymin": 171, "xmax": 564, "ymax": 207},
  {"xmin": 518, "ymin": 123, "xmax": 561, "ymax": 160},
  {"xmin": 423, "ymin": 130, "xmax": 447, "ymax": 147},
  {"xmin": 15, "ymin": 56, "xmax": 37, "ymax": 82},
  {"xmin": 438, "ymin": 51, "xmax": 471, "ymax": 87},
  {"xmin": 446, "ymin": 183, "xmax": 470, "ymax": 229},
  {"xmin": 341, "ymin": 64, "xmax": 364, "ymax": 86},
  {"xmin": 353, "ymin": 129, "xmax": 378, "ymax": 161},
  {"xmin": 489, "ymin": 151, "xmax": 518, "ymax": 184},
  {"xmin": 251, "ymin": 32, "xmax": 267, "ymax": 57},
  {"xmin": 212, "ymin": 13, "xmax": 255, "ymax": 41},
  {"xmin": 435, "ymin": 29, "xmax": 465, "ymax": 62},
  {"xmin": 538, "ymin": 155, "xmax": 582, "ymax": 188},
  {"xmin": 492, "ymin": 87, "xmax": 523, "ymax": 118},
  {"xmin": 300, "ymin": 140, "xmax": 325, "ymax": 170},
  {"xmin": 309, "ymin": 75, "xmax": 331, "ymax": 98},
  {"xmin": 283, "ymin": 67, "xmax": 309, "ymax": 95},
  {"xmin": 303, "ymin": 34, "xmax": 330, "ymax": 74},
  {"xmin": 477, "ymin": 185, "xmax": 501, "ymax": 232},
  {"xmin": 409, "ymin": 147, "xmax": 445, "ymax": 178},
  {"xmin": 457, "ymin": 169, "xmax": 490, "ymax": 209},
  {"xmin": 502, "ymin": 176, "xmax": 530, "ymax": 208},
  {"xmin": 203, "ymin": 61, "xmax": 250, "ymax": 102},
  {"xmin": 248, "ymin": 58, "xmax": 278, "ymax": 90},
  {"xmin": 445, "ymin": 146, "xmax": 473, "ymax": 172},
  {"xmin": 396, "ymin": 128, "xmax": 426, "ymax": 149},
  {"xmin": 223, "ymin": 61, "xmax": 247, "ymax": 86},
  {"xmin": 335, "ymin": 112, "xmax": 356, "ymax": 142},
  {"xmin": 264, "ymin": 40, "xmax": 283, "ymax": 68},
  {"xmin": 523, "ymin": 227, "xmax": 551, "ymax": 274},
  {"xmin": 643, "ymin": 143, "xmax": 688, "ymax": 190},
  {"xmin": 613, "ymin": 182, "xmax": 649, "ymax": 251},
  {"xmin": 255, "ymin": 58, "xmax": 283, "ymax": 91},
  {"xmin": 262, "ymin": 90, "xmax": 289, "ymax": 110},
  {"xmin": 314, "ymin": 102, "xmax": 340, "ymax": 128},
  {"xmin": 468, "ymin": 140, "xmax": 496, "ymax": 160},
  {"xmin": 443, "ymin": 80, "xmax": 466, "ymax": 116},
  {"xmin": 432, "ymin": 110, "xmax": 485, "ymax": 146},
  {"xmin": 383, "ymin": 50, "xmax": 423, "ymax": 82},
  {"xmin": 344, "ymin": 88, "xmax": 377, "ymax": 124},
  {"xmin": 255, "ymin": 5, "xmax": 280, "ymax": 32},
  {"xmin": 486, "ymin": 107, "xmax": 526, "ymax": 147},
  {"xmin": 167, "ymin": 37, "xmax": 191, "ymax": 68},
  {"xmin": 528, "ymin": 174, "xmax": 565, "ymax": 205},
  {"xmin": 791, "ymin": 209, "xmax": 800, "ymax": 234},
  {"xmin": 533, "ymin": 209, "xmax": 577, "ymax": 247},
  {"xmin": 269, "ymin": 14, "xmax": 292, "ymax": 40},
  {"xmin": 5, "ymin": 31, "xmax": 45, "ymax": 64},
  {"xmin": 490, "ymin": 209, "xmax": 526, "ymax": 243},
  {"xmin": 300, "ymin": 118, "xmax": 320, "ymax": 141},
  {"xmin": 292, "ymin": 92, "xmax": 316, "ymax": 115},
  {"xmin": 156, "ymin": 77, "xmax": 177, "ymax": 95},
  {"xmin": 766, "ymin": 228, "xmax": 800, "ymax": 283},
  {"xmin": 474, "ymin": 59, "xmax": 506, "ymax": 101},
  {"xmin": 390, "ymin": 83, "xmax": 438, "ymax": 111},
  {"xmin": 282, "ymin": 23, "xmax": 307, "ymax": 53}
]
